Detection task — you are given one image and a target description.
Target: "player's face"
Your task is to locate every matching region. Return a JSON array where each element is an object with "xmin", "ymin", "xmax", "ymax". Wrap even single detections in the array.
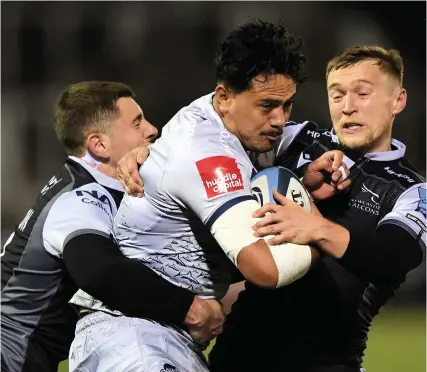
[
  {"xmin": 327, "ymin": 60, "xmax": 406, "ymax": 153},
  {"xmin": 109, "ymin": 97, "xmax": 158, "ymax": 165},
  {"xmin": 224, "ymin": 74, "xmax": 296, "ymax": 153}
]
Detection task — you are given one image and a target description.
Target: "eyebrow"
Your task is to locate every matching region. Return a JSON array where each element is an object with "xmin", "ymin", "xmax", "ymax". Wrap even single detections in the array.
[
  {"xmin": 259, "ymin": 93, "xmax": 296, "ymax": 105},
  {"xmin": 328, "ymin": 79, "xmax": 373, "ymax": 90}
]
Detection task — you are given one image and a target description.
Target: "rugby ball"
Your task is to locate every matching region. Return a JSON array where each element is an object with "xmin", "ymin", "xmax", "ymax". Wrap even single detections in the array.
[{"xmin": 251, "ymin": 167, "xmax": 312, "ymax": 213}]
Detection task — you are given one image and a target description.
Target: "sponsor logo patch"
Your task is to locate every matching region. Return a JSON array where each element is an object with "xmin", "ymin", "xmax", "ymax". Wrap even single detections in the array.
[
  {"xmin": 75, "ymin": 190, "xmax": 113, "ymax": 214},
  {"xmin": 406, "ymin": 213, "xmax": 426, "ymax": 233},
  {"xmin": 196, "ymin": 156, "xmax": 244, "ymax": 198},
  {"xmin": 384, "ymin": 166, "xmax": 415, "ymax": 183}
]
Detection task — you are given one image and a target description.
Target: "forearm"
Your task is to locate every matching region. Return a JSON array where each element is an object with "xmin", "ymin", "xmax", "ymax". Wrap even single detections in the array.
[
  {"xmin": 311, "ymin": 220, "xmax": 423, "ymax": 283},
  {"xmin": 338, "ymin": 224, "xmax": 423, "ymax": 283},
  {"xmin": 312, "ymin": 217, "xmax": 350, "ymax": 259},
  {"xmin": 63, "ymin": 234, "xmax": 195, "ymax": 324}
]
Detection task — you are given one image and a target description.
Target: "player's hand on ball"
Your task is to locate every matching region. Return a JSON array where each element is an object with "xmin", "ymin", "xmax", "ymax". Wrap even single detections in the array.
[
  {"xmin": 117, "ymin": 145, "xmax": 149, "ymax": 197},
  {"xmin": 184, "ymin": 297, "xmax": 226, "ymax": 345},
  {"xmin": 252, "ymin": 190, "xmax": 324, "ymax": 245},
  {"xmin": 303, "ymin": 150, "xmax": 351, "ymax": 201}
]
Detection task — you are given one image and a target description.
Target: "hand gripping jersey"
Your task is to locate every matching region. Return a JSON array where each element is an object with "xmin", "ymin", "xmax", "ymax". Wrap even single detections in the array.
[
  {"xmin": 210, "ymin": 121, "xmax": 426, "ymax": 371},
  {"xmin": 273, "ymin": 121, "xmax": 426, "ymax": 252},
  {"xmin": 114, "ymin": 93, "xmax": 257, "ymax": 299},
  {"xmin": 1, "ymin": 157, "xmax": 123, "ymax": 372}
]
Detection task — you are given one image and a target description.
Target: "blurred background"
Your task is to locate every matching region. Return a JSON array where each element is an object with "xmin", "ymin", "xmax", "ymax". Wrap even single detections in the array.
[{"xmin": 1, "ymin": 2, "xmax": 426, "ymax": 371}]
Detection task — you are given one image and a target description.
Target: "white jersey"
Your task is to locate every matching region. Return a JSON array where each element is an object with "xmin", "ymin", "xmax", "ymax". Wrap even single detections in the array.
[
  {"xmin": 114, "ymin": 93, "xmax": 257, "ymax": 298},
  {"xmin": 1, "ymin": 156, "xmax": 124, "ymax": 370}
]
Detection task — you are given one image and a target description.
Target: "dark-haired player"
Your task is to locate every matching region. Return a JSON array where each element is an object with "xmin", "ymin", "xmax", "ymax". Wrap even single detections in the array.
[
  {"xmin": 210, "ymin": 45, "xmax": 426, "ymax": 372},
  {"xmin": 68, "ymin": 20, "xmax": 349, "ymax": 372}
]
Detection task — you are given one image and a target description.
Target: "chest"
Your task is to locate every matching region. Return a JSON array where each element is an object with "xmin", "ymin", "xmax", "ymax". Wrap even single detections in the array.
[{"xmin": 317, "ymin": 173, "xmax": 396, "ymax": 234}]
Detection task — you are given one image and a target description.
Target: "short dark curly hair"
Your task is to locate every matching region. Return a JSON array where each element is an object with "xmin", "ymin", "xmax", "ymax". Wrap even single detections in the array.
[{"xmin": 214, "ymin": 19, "xmax": 307, "ymax": 93}]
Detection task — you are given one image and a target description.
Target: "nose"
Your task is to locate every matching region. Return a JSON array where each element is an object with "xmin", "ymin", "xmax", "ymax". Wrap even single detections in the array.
[
  {"xmin": 343, "ymin": 94, "xmax": 358, "ymax": 116},
  {"xmin": 269, "ymin": 107, "xmax": 287, "ymax": 129},
  {"xmin": 144, "ymin": 122, "xmax": 158, "ymax": 142}
]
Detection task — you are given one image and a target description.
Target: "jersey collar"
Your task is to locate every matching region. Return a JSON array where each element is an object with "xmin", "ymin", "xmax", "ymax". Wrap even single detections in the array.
[
  {"xmin": 329, "ymin": 128, "xmax": 406, "ymax": 162},
  {"xmin": 68, "ymin": 156, "xmax": 124, "ymax": 192}
]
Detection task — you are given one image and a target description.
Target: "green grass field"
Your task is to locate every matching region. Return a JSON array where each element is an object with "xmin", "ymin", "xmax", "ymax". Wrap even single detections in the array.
[{"xmin": 58, "ymin": 306, "xmax": 425, "ymax": 372}]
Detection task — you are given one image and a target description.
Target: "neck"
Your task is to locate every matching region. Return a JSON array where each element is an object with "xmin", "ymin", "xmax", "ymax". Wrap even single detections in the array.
[
  {"xmin": 365, "ymin": 142, "xmax": 392, "ymax": 154},
  {"xmin": 80, "ymin": 151, "xmax": 117, "ymax": 179},
  {"xmin": 365, "ymin": 130, "xmax": 393, "ymax": 154},
  {"xmin": 97, "ymin": 163, "xmax": 118, "ymax": 179}
]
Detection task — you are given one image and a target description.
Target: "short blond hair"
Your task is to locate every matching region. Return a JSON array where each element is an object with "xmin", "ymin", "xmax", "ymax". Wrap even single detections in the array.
[{"xmin": 326, "ymin": 45, "xmax": 404, "ymax": 86}]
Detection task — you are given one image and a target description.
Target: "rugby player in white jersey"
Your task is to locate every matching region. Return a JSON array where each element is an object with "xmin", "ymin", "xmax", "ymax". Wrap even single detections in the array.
[
  {"xmin": 1, "ymin": 81, "xmax": 225, "ymax": 372},
  {"xmin": 120, "ymin": 44, "xmax": 426, "ymax": 372},
  {"xmin": 68, "ymin": 20, "xmax": 350, "ymax": 372}
]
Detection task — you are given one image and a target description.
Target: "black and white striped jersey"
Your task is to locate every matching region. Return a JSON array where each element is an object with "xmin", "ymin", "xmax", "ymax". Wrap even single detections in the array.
[{"xmin": 1, "ymin": 157, "xmax": 123, "ymax": 372}]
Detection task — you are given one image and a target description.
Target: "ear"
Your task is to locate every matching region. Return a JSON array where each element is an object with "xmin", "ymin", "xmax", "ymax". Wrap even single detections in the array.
[
  {"xmin": 214, "ymin": 84, "xmax": 234, "ymax": 117},
  {"xmin": 392, "ymin": 88, "xmax": 407, "ymax": 116},
  {"xmin": 86, "ymin": 132, "xmax": 111, "ymax": 161}
]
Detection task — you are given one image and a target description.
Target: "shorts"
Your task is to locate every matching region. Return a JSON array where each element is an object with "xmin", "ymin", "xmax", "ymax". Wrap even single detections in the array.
[{"xmin": 69, "ymin": 311, "xmax": 208, "ymax": 372}]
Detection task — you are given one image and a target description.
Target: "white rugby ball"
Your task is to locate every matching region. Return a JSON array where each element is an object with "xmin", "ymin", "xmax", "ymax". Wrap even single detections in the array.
[{"xmin": 251, "ymin": 166, "xmax": 312, "ymax": 213}]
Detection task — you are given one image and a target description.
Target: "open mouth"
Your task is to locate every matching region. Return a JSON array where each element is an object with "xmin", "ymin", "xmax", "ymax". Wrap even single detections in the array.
[
  {"xmin": 342, "ymin": 123, "xmax": 364, "ymax": 133},
  {"xmin": 343, "ymin": 123, "xmax": 363, "ymax": 130}
]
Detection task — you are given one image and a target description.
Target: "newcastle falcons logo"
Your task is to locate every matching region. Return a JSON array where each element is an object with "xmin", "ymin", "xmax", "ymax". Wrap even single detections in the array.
[{"xmin": 361, "ymin": 183, "xmax": 380, "ymax": 205}]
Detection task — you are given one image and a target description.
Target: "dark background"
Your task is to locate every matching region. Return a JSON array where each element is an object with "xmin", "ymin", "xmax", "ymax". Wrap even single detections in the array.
[{"xmin": 1, "ymin": 0, "xmax": 425, "ymax": 302}]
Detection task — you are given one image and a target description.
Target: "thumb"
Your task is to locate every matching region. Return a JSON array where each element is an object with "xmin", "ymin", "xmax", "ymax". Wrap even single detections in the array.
[
  {"xmin": 272, "ymin": 189, "xmax": 290, "ymax": 206},
  {"xmin": 136, "ymin": 148, "xmax": 149, "ymax": 164},
  {"xmin": 331, "ymin": 151, "xmax": 343, "ymax": 172}
]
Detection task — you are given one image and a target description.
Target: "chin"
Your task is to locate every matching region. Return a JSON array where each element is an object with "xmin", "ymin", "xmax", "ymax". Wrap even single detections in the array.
[
  {"xmin": 338, "ymin": 134, "xmax": 372, "ymax": 151},
  {"xmin": 242, "ymin": 139, "xmax": 272, "ymax": 153},
  {"xmin": 255, "ymin": 143, "xmax": 275, "ymax": 153}
]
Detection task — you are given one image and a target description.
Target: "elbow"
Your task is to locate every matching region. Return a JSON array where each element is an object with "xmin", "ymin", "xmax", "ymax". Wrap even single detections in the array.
[
  {"xmin": 246, "ymin": 268, "xmax": 278, "ymax": 288},
  {"xmin": 65, "ymin": 257, "xmax": 108, "ymax": 294},
  {"xmin": 236, "ymin": 244, "xmax": 279, "ymax": 288},
  {"xmin": 73, "ymin": 268, "xmax": 109, "ymax": 295}
]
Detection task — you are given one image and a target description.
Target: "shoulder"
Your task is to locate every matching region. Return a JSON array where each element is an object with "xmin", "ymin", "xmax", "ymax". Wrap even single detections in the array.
[
  {"xmin": 274, "ymin": 121, "xmax": 337, "ymax": 170},
  {"xmin": 43, "ymin": 182, "xmax": 116, "ymax": 257},
  {"xmin": 51, "ymin": 182, "xmax": 117, "ymax": 220},
  {"xmin": 379, "ymin": 158, "xmax": 425, "ymax": 190},
  {"xmin": 279, "ymin": 121, "xmax": 336, "ymax": 153},
  {"xmin": 378, "ymin": 182, "xmax": 426, "ymax": 252}
]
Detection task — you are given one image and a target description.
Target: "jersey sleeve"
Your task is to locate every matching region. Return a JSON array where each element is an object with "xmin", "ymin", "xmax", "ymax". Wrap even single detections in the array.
[
  {"xmin": 43, "ymin": 183, "xmax": 117, "ymax": 258},
  {"xmin": 378, "ymin": 183, "xmax": 426, "ymax": 254},
  {"xmin": 275, "ymin": 121, "xmax": 313, "ymax": 159},
  {"xmin": 248, "ymin": 121, "xmax": 311, "ymax": 170},
  {"xmin": 163, "ymin": 143, "xmax": 255, "ymax": 229}
]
